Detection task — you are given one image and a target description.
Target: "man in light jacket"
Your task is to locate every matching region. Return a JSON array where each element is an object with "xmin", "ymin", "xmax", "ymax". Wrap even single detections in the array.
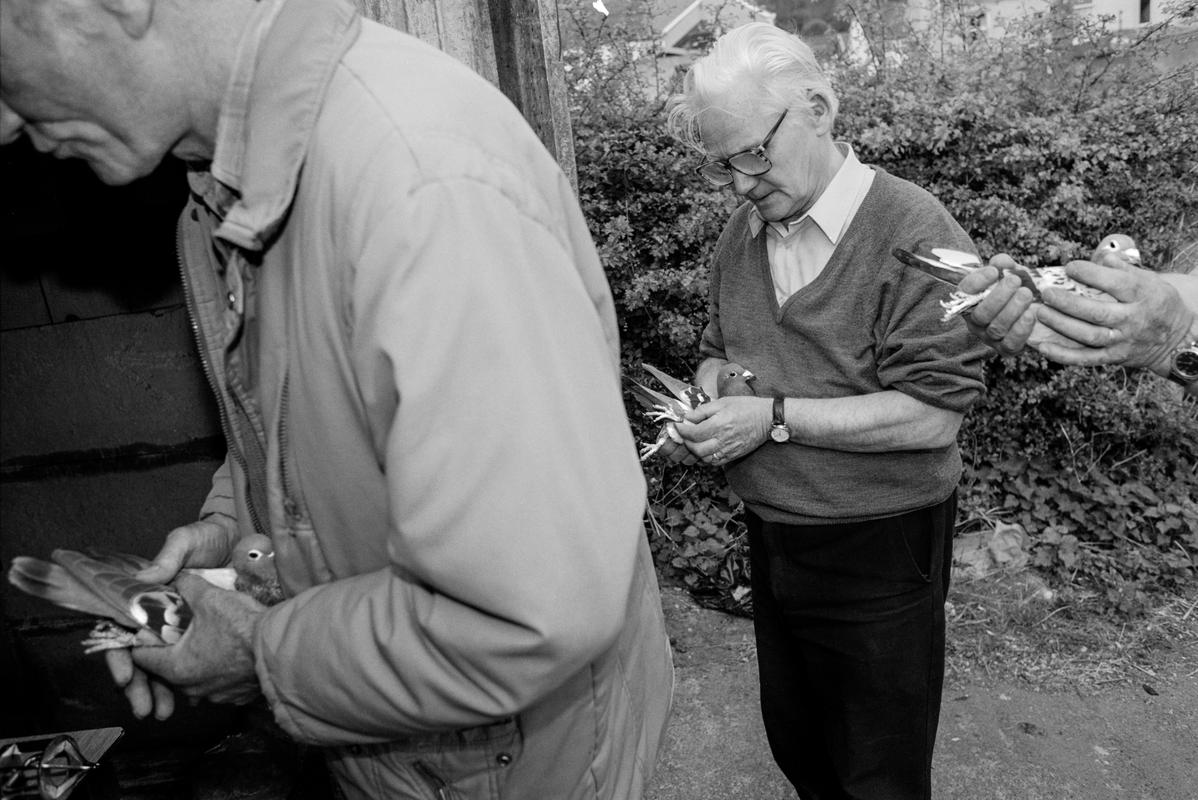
[{"xmin": 0, "ymin": 0, "xmax": 673, "ymax": 796}]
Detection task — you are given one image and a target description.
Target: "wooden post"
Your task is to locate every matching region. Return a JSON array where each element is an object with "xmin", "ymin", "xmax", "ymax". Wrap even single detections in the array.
[
  {"xmin": 352, "ymin": 0, "xmax": 577, "ymax": 188},
  {"xmin": 488, "ymin": 0, "xmax": 577, "ymax": 188}
]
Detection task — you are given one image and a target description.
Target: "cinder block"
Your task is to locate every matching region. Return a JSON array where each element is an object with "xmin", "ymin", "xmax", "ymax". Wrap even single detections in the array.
[
  {"xmin": 1, "ymin": 458, "xmax": 224, "ymax": 621},
  {"xmin": 1, "ymin": 308, "xmax": 221, "ymax": 460},
  {"xmin": 0, "ymin": 268, "xmax": 51, "ymax": 331},
  {"xmin": 41, "ymin": 274, "xmax": 185, "ymax": 325}
]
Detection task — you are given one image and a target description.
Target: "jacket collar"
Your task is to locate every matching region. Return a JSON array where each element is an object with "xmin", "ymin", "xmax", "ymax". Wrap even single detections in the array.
[{"xmin": 209, "ymin": 0, "xmax": 360, "ymax": 252}]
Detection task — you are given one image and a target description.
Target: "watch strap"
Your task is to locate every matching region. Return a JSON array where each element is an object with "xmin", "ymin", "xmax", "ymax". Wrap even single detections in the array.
[{"xmin": 772, "ymin": 396, "xmax": 786, "ymax": 427}]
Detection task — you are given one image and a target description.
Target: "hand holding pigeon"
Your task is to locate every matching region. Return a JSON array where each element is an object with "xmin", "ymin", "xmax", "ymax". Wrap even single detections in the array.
[
  {"xmin": 895, "ymin": 244, "xmax": 1126, "ymax": 321},
  {"xmin": 627, "ymin": 363, "xmax": 711, "ymax": 460}
]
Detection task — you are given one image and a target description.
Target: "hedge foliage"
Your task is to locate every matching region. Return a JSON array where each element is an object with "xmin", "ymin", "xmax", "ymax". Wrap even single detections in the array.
[{"xmin": 565, "ymin": 1, "xmax": 1198, "ymax": 615}]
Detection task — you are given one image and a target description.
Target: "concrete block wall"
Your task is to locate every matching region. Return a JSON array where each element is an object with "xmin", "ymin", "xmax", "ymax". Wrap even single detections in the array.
[{"xmin": 1, "ymin": 141, "xmax": 227, "ymax": 739}]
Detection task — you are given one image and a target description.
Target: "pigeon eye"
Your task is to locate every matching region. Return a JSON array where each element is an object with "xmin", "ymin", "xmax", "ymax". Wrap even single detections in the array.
[{"xmin": 247, "ymin": 550, "xmax": 263, "ymax": 560}]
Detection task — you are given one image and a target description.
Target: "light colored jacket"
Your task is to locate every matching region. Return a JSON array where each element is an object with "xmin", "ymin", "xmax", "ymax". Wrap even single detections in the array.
[{"xmin": 178, "ymin": 0, "xmax": 672, "ymax": 795}]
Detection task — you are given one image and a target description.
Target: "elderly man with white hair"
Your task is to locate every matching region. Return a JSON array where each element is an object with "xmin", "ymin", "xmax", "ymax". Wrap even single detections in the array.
[{"xmin": 662, "ymin": 22, "xmax": 989, "ymax": 800}]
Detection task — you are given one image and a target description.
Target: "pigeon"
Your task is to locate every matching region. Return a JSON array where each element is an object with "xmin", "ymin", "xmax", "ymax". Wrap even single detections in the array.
[
  {"xmin": 8, "ymin": 549, "xmax": 193, "ymax": 652},
  {"xmin": 894, "ymin": 242, "xmax": 1124, "ymax": 321},
  {"xmin": 627, "ymin": 363, "xmax": 711, "ymax": 460},
  {"xmin": 231, "ymin": 533, "xmax": 284, "ymax": 606},
  {"xmin": 8, "ymin": 538, "xmax": 285, "ymax": 654},
  {"xmin": 716, "ymin": 363, "xmax": 757, "ymax": 397},
  {"xmin": 1090, "ymin": 234, "xmax": 1141, "ymax": 268}
]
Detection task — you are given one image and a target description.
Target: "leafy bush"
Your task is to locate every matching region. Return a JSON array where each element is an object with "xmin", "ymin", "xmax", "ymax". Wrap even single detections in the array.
[
  {"xmin": 959, "ymin": 359, "xmax": 1197, "ymax": 614},
  {"xmin": 565, "ymin": 2, "xmax": 1198, "ymax": 615},
  {"xmin": 835, "ymin": 0, "xmax": 1198, "ymax": 268}
]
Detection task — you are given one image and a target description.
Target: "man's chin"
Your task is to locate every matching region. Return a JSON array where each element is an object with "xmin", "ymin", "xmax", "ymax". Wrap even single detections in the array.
[
  {"xmin": 751, "ymin": 194, "xmax": 788, "ymax": 221},
  {"xmin": 86, "ymin": 158, "xmax": 155, "ymax": 186},
  {"xmin": 754, "ymin": 197, "xmax": 807, "ymax": 224}
]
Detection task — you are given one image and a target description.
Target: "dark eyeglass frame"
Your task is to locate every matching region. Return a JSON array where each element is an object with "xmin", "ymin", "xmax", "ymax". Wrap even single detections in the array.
[{"xmin": 695, "ymin": 109, "xmax": 789, "ymax": 186}]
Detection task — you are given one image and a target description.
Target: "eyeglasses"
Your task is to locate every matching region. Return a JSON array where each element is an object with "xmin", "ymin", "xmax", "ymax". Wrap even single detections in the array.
[
  {"xmin": 695, "ymin": 109, "xmax": 788, "ymax": 186},
  {"xmin": 0, "ymin": 735, "xmax": 97, "ymax": 799}
]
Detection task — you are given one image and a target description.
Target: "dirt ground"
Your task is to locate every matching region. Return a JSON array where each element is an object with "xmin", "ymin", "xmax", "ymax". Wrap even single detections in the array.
[
  {"xmin": 10, "ymin": 577, "xmax": 1193, "ymax": 798},
  {"xmin": 647, "ymin": 584, "xmax": 1198, "ymax": 800}
]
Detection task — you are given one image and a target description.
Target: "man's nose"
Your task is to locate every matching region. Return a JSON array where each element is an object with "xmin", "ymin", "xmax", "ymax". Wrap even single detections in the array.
[
  {"xmin": 730, "ymin": 171, "xmax": 759, "ymax": 196},
  {"xmin": 0, "ymin": 100, "xmax": 27, "ymax": 145}
]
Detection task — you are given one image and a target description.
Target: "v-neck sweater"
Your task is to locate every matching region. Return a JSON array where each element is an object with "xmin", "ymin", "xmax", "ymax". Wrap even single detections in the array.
[{"xmin": 700, "ymin": 168, "xmax": 989, "ymax": 524}]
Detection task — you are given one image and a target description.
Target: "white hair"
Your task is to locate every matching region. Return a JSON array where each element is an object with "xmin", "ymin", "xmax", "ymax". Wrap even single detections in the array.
[{"xmin": 666, "ymin": 22, "xmax": 838, "ymax": 152}]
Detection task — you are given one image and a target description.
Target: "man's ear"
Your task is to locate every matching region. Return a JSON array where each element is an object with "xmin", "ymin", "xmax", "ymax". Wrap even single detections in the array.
[
  {"xmin": 96, "ymin": 0, "xmax": 154, "ymax": 39},
  {"xmin": 808, "ymin": 91, "xmax": 835, "ymax": 136}
]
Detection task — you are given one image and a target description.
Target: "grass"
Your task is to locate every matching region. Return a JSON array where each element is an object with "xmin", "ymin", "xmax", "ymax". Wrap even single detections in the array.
[
  {"xmin": 666, "ymin": 552, "xmax": 1198, "ymax": 693},
  {"xmin": 944, "ymin": 569, "xmax": 1198, "ymax": 691}
]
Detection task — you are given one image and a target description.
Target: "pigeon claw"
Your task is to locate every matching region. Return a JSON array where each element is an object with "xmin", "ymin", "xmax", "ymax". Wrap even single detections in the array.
[{"xmin": 81, "ymin": 621, "xmax": 141, "ymax": 654}]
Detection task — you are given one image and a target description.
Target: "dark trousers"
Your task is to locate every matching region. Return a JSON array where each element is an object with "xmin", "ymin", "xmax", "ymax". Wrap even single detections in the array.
[{"xmin": 747, "ymin": 492, "xmax": 956, "ymax": 800}]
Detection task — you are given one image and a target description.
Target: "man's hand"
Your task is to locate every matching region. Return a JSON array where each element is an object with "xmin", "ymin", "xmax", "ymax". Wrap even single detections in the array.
[
  {"xmin": 961, "ymin": 254, "xmax": 1094, "ymax": 355},
  {"xmin": 959, "ymin": 256, "xmax": 1037, "ymax": 355},
  {"xmin": 655, "ymin": 431, "xmax": 701, "ymax": 465},
  {"xmin": 105, "ymin": 518, "xmax": 241, "ymax": 719},
  {"xmin": 1036, "ymin": 260, "xmax": 1193, "ymax": 371},
  {"xmin": 135, "ymin": 518, "xmax": 238, "ymax": 585},
  {"xmin": 111, "ymin": 572, "xmax": 265, "ymax": 720},
  {"xmin": 675, "ymin": 396, "xmax": 772, "ymax": 466}
]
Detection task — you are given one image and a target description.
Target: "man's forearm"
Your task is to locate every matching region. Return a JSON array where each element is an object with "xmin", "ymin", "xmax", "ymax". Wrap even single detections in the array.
[{"xmin": 780, "ymin": 391, "xmax": 963, "ymax": 452}]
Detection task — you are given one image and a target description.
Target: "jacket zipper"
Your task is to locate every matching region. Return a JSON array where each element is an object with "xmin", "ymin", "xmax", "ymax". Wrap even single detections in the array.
[
  {"xmin": 412, "ymin": 761, "xmax": 450, "ymax": 800},
  {"xmin": 177, "ymin": 210, "xmax": 268, "ymax": 536},
  {"xmin": 278, "ymin": 374, "xmax": 304, "ymax": 523}
]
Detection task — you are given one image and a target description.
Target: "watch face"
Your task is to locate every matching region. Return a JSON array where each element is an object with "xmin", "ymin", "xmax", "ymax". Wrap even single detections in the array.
[
  {"xmin": 1175, "ymin": 348, "xmax": 1198, "ymax": 381},
  {"xmin": 770, "ymin": 425, "xmax": 790, "ymax": 443}
]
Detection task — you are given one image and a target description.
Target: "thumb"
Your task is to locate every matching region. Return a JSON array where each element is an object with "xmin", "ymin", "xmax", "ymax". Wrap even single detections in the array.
[
  {"xmin": 1093, "ymin": 251, "xmax": 1134, "ymax": 271},
  {"xmin": 988, "ymin": 253, "xmax": 1020, "ymax": 271},
  {"xmin": 171, "ymin": 571, "xmax": 216, "ymax": 602},
  {"xmin": 135, "ymin": 548, "xmax": 188, "ymax": 586},
  {"xmin": 960, "ymin": 263, "xmax": 1001, "ymax": 294},
  {"xmin": 682, "ymin": 401, "xmax": 720, "ymax": 424},
  {"xmin": 135, "ymin": 522, "xmax": 220, "ymax": 584}
]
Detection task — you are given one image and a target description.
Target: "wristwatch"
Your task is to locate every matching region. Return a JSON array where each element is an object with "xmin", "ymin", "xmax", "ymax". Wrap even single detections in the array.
[
  {"xmin": 1166, "ymin": 340, "xmax": 1198, "ymax": 387},
  {"xmin": 770, "ymin": 397, "xmax": 790, "ymax": 442}
]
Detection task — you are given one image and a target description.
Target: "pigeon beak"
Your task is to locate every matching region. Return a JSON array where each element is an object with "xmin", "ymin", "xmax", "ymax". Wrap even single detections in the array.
[
  {"xmin": 1125, "ymin": 248, "xmax": 1141, "ymax": 266},
  {"xmin": 744, "ymin": 370, "xmax": 756, "ymax": 381}
]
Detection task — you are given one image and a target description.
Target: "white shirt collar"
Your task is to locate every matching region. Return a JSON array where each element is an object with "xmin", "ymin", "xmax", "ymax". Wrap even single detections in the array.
[{"xmin": 749, "ymin": 143, "xmax": 870, "ymax": 243}]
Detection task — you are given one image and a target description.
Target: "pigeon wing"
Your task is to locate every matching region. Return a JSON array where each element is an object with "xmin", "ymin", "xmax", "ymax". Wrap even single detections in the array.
[
  {"xmin": 893, "ymin": 248, "xmax": 973, "ymax": 286},
  {"xmin": 627, "ymin": 378, "xmax": 687, "ymax": 418},
  {"xmin": 51, "ymin": 549, "xmax": 188, "ymax": 643},
  {"xmin": 8, "ymin": 555, "xmax": 142, "ymax": 629},
  {"xmin": 642, "ymin": 363, "xmax": 710, "ymax": 406}
]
